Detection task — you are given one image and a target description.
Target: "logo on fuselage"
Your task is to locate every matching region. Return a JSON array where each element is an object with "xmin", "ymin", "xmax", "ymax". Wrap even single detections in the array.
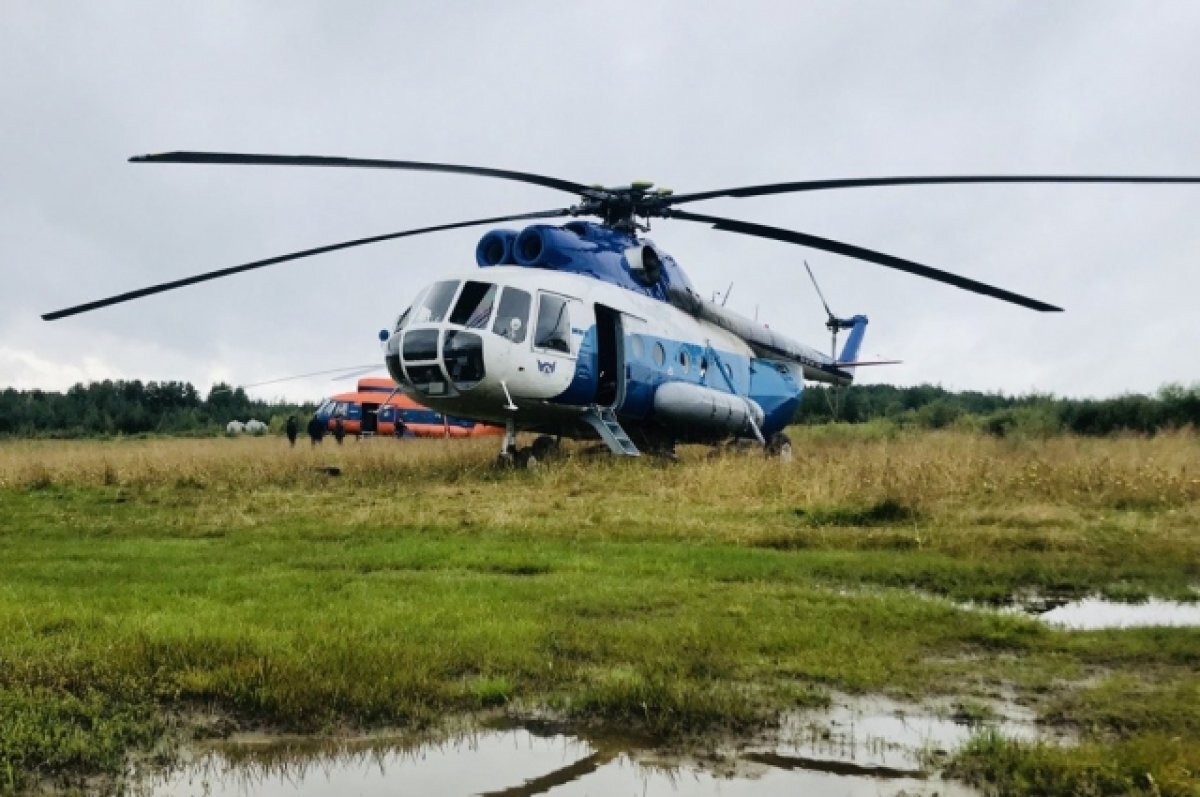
[{"xmin": 537, "ymin": 359, "xmax": 557, "ymax": 374}]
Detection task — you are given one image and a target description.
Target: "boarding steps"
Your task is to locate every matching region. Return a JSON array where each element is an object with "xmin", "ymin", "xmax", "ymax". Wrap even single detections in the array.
[{"xmin": 583, "ymin": 406, "xmax": 640, "ymax": 457}]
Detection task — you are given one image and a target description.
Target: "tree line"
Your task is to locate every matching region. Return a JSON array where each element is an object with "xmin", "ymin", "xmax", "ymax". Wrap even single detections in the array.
[
  {"xmin": 0, "ymin": 379, "xmax": 1196, "ymax": 438},
  {"xmin": 0, "ymin": 380, "xmax": 313, "ymax": 437},
  {"xmin": 797, "ymin": 382, "xmax": 1200, "ymax": 436}
]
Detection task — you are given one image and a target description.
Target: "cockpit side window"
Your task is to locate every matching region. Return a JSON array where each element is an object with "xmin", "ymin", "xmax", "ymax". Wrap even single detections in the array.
[
  {"xmin": 491, "ymin": 287, "xmax": 531, "ymax": 343},
  {"xmin": 534, "ymin": 293, "xmax": 571, "ymax": 353},
  {"xmin": 414, "ymin": 281, "xmax": 459, "ymax": 324},
  {"xmin": 449, "ymin": 281, "xmax": 498, "ymax": 329}
]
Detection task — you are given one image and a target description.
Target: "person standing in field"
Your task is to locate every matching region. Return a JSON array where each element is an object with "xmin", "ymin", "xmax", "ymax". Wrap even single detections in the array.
[
  {"xmin": 285, "ymin": 415, "xmax": 298, "ymax": 447},
  {"xmin": 307, "ymin": 415, "xmax": 324, "ymax": 446},
  {"xmin": 333, "ymin": 415, "xmax": 346, "ymax": 445}
]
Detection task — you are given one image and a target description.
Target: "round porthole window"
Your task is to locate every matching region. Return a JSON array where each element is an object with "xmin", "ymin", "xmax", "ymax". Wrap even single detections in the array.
[
  {"xmin": 723, "ymin": 362, "xmax": 733, "ymax": 380},
  {"xmin": 678, "ymin": 348, "xmax": 690, "ymax": 372},
  {"xmin": 653, "ymin": 342, "xmax": 666, "ymax": 367}
]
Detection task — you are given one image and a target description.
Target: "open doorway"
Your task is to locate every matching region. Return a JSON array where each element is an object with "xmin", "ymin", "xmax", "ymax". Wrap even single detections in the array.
[
  {"xmin": 361, "ymin": 403, "xmax": 379, "ymax": 434},
  {"xmin": 593, "ymin": 304, "xmax": 625, "ymax": 408}
]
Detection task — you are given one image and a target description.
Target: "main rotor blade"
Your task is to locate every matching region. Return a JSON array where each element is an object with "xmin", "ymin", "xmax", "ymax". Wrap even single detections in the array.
[
  {"xmin": 241, "ymin": 364, "xmax": 381, "ymax": 389},
  {"xmin": 131, "ymin": 151, "xmax": 608, "ymax": 200},
  {"xmin": 669, "ymin": 210, "xmax": 1063, "ymax": 312},
  {"xmin": 668, "ymin": 175, "xmax": 1200, "ymax": 205},
  {"xmin": 42, "ymin": 208, "xmax": 571, "ymax": 320}
]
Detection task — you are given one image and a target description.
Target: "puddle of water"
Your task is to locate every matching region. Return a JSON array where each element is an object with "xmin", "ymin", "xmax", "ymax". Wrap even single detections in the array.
[
  {"xmin": 1035, "ymin": 597, "xmax": 1200, "ymax": 630},
  {"xmin": 768, "ymin": 692, "xmax": 1052, "ymax": 773},
  {"xmin": 129, "ymin": 694, "xmax": 1057, "ymax": 797},
  {"xmin": 954, "ymin": 590, "xmax": 1200, "ymax": 631}
]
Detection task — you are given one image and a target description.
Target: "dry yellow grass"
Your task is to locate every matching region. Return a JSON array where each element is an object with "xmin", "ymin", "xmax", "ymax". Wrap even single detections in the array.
[{"xmin": 2, "ymin": 426, "xmax": 1196, "ymax": 509}]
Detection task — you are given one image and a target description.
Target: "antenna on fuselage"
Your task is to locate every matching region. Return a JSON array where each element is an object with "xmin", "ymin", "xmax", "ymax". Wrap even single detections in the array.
[{"xmin": 721, "ymin": 282, "xmax": 733, "ymax": 307}]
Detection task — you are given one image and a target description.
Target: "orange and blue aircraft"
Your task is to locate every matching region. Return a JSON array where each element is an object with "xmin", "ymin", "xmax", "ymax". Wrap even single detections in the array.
[{"xmin": 314, "ymin": 377, "xmax": 502, "ymax": 438}]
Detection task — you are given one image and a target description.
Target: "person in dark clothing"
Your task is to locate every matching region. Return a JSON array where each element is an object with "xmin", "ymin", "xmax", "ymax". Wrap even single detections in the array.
[
  {"xmin": 285, "ymin": 415, "xmax": 299, "ymax": 447},
  {"xmin": 332, "ymin": 416, "xmax": 346, "ymax": 445},
  {"xmin": 307, "ymin": 415, "xmax": 324, "ymax": 446}
]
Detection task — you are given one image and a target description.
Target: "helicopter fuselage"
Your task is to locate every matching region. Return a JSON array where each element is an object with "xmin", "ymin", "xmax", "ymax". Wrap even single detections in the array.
[
  {"xmin": 381, "ymin": 222, "xmax": 830, "ymax": 450},
  {"xmin": 384, "ymin": 266, "xmax": 802, "ymax": 445}
]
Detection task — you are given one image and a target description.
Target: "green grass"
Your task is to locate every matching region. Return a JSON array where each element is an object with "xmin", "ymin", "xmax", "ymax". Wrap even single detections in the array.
[{"xmin": 0, "ymin": 429, "xmax": 1198, "ymax": 794}]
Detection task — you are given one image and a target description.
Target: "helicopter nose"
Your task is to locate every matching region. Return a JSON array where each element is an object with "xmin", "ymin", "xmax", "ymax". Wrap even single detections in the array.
[{"xmin": 390, "ymin": 325, "xmax": 489, "ymax": 398}]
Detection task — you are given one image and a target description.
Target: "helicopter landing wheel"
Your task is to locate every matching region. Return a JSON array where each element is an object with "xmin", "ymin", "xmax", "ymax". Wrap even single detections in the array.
[
  {"xmin": 495, "ymin": 447, "xmax": 517, "ymax": 469},
  {"xmin": 531, "ymin": 435, "xmax": 560, "ymax": 463},
  {"xmin": 765, "ymin": 432, "xmax": 793, "ymax": 462},
  {"xmin": 514, "ymin": 447, "xmax": 540, "ymax": 469}
]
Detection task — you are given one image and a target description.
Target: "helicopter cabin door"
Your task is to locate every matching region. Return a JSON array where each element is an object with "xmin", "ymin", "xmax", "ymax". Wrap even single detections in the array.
[
  {"xmin": 361, "ymin": 403, "xmax": 380, "ymax": 434},
  {"xmin": 593, "ymin": 304, "xmax": 626, "ymax": 409}
]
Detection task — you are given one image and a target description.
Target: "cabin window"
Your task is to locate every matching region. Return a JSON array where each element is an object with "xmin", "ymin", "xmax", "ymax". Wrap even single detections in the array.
[
  {"xmin": 449, "ymin": 281, "xmax": 498, "ymax": 329},
  {"xmin": 414, "ymin": 280, "xmax": 459, "ymax": 324},
  {"xmin": 678, "ymin": 348, "xmax": 690, "ymax": 372},
  {"xmin": 534, "ymin": 293, "xmax": 571, "ymax": 353},
  {"xmin": 630, "ymin": 335, "xmax": 644, "ymax": 360},
  {"xmin": 492, "ymin": 287, "xmax": 531, "ymax": 343},
  {"xmin": 652, "ymin": 342, "xmax": 666, "ymax": 367}
]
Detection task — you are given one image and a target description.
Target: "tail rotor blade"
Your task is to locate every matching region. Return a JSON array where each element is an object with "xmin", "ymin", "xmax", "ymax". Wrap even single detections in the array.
[{"xmin": 803, "ymin": 260, "xmax": 835, "ymax": 319}]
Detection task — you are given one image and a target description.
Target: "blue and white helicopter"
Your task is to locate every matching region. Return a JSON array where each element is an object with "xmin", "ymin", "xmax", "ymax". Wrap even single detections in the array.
[{"xmin": 43, "ymin": 153, "xmax": 1200, "ymax": 465}]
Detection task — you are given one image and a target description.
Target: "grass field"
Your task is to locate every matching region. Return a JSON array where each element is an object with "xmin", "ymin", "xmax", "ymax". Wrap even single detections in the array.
[{"xmin": 1, "ymin": 429, "xmax": 1198, "ymax": 795}]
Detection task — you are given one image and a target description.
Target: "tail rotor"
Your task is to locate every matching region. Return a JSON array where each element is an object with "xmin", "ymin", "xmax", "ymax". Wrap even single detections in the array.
[{"xmin": 803, "ymin": 260, "xmax": 857, "ymax": 360}]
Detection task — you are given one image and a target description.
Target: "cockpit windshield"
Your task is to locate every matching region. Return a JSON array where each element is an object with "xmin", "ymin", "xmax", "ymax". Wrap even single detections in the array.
[
  {"xmin": 394, "ymin": 306, "xmax": 412, "ymax": 333},
  {"xmin": 449, "ymin": 281, "xmax": 497, "ymax": 329},
  {"xmin": 394, "ymin": 287, "xmax": 427, "ymax": 333},
  {"xmin": 413, "ymin": 280, "xmax": 459, "ymax": 325}
]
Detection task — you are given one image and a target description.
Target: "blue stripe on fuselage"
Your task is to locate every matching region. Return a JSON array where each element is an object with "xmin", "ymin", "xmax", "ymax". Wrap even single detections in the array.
[{"xmin": 551, "ymin": 327, "xmax": 801, "ymax": 436}]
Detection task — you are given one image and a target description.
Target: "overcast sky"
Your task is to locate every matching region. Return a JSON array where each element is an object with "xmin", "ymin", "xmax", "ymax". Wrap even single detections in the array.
[{"xmin": 3, "ymin": 2, "xmax": 1198, "ymax": 402}]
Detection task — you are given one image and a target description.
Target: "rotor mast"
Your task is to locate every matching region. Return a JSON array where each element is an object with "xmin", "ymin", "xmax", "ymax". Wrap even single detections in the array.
[{"xmin": 573, "ymin": 180, "xmax": 673, "ymax": 232}]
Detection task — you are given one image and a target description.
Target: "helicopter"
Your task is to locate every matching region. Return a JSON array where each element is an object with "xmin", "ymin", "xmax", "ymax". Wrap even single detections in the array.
[
  {"xmin": 42, "ymin": 152, "xmax": 1200, "ymax": 466},
  {"xmin": 315, "ymin": 376, "xmax": 503, "ymax": 440}
]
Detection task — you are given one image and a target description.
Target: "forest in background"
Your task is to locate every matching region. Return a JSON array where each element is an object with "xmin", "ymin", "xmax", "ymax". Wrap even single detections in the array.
[
  {"xmin": 798, "ymin": 382, "xmax": 1200, "ymax": 436},
  {"xmin": 0, "ymin": 379, "xmax": 1198, "ymax": 438},
  {"xmin": 0, "ymin": 381, "xmax": 313, "ymax": 438}
]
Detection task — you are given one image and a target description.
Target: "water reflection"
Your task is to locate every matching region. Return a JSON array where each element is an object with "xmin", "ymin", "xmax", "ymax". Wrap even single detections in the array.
[
  {"xmin": 1036, "ymin": 597, "xmax": 1200, "ymax": 629},
  {"xmin": 129, "ymin": 693, "xmax": 1053, "ymax": 797}
]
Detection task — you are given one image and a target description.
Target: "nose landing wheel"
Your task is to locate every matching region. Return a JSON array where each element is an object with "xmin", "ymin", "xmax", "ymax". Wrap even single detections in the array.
[{"xmin": 495, "ymin": 430, "xmax": 561, "ymax": 470}]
